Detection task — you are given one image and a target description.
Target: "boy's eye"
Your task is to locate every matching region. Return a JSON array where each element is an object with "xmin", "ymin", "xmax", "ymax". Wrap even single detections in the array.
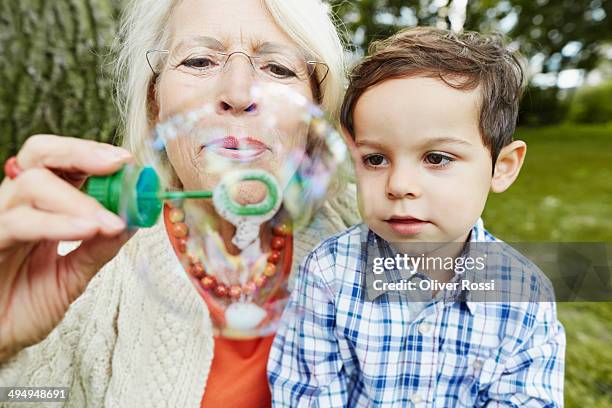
[
  {"xmin": 424, "ymin": 152, "xmax": 454, "ymax": 167},
  {"xmin": 363, "ymin": 154, "xmax": 389, "ymax": 168}
]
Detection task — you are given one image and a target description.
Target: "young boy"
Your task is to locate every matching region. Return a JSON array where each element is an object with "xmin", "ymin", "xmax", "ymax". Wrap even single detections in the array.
[{"xmin": 268, "ymin": 27, "xmax": 565, "ymax": 407}]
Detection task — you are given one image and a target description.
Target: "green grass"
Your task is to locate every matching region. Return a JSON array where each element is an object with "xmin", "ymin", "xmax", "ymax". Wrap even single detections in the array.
[
  {"xmin": 482, "ymin": 124, "xmax": 612, "ymax": 407},
  {"xmin": 484, "ymin": 124, "xmax": 612, "ymax": 241}
]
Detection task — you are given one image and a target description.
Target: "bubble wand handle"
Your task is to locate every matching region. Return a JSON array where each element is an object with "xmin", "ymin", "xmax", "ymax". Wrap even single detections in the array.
[
  {"xmin": 151, "ymin": 191, "xmax": 214, "ymax": 200},
  {"xmin": 85, "ymin": 165, "xmax": 278, "ymax": 228},
  {"xmin": 85, "ymin": 165, "xmax": 164, "ymax": 228}
]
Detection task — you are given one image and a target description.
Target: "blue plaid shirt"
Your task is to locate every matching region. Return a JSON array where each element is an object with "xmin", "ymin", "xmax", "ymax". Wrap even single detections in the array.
[{"xmin": 268, "ymin": 219, "xmax": 565, "ymax": 407}]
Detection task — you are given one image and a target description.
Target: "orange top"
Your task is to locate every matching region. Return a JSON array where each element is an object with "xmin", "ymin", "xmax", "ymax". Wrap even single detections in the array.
[{"xmin": 201, "ymin": 335, "xmax": 275, "ymax": 408}]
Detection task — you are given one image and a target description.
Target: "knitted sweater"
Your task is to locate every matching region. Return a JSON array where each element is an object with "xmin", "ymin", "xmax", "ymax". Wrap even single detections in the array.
[{"xmin": 0, "ymin": 186, "xmax": 360, "ymax": 407}]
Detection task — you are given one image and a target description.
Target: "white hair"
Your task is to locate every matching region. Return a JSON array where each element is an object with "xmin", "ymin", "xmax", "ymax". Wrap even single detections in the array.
[{"xmin": 113, "ymin": 0, "xmax": 347, "ymax": 165}]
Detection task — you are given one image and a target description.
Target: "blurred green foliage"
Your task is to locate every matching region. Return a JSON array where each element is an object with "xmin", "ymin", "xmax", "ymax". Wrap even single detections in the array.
[
  {"xmin": 519, "ymin": 86, "xmax": 571, "ymax": 127},
  {"xmin": 329, "ymin": 0, "xmax": 612, "ymax": 73},
  {"xmin": 567, "ymin": 81, "xmax": 612, "ymax": 124}
]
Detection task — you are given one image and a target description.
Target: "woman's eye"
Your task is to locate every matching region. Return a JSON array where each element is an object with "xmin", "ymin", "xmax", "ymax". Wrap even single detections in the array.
[
  {"xmin": 424, "ymin": 153, "xmax": 454, "ymax": 167},
  {"xmin": 363, "ymin": 154, "xmax": 388, "ymax": 168},
  {"xmin": 263, "ymin": 63, "xmax": 297, "ymax": 78},
  {"xmin": 182, "ymin": 57, "xmax": 216, "ymax": 70}
]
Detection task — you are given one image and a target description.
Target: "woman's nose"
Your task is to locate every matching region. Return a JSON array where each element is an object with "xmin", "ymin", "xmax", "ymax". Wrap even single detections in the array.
[
  {"xmin": 216, "ymin": 55, "xmax": 259, "ymax": 115},
  {"xmin": 386, "ymin": 165, "xmax": 422, "ymax": 199}
]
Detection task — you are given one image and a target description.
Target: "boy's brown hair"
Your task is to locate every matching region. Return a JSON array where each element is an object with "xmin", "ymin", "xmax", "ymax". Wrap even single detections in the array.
[{"xmin": 340, "ymin": 27, "xmax": 526, "ymax": 165}]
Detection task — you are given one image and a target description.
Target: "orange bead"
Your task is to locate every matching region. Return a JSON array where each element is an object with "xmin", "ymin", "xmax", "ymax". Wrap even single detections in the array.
[
  {"xmin": 169, "ymin": 208, "xmax": 185, "ymax": 223},
  {"xmin": 187, "ymin": 254, "xmax": 198, "ymax": 265},
  {"xmin": 272, "ymin": 224, "xmax": 291, "ymax": 236},
  {"xmin": 271, "ymin": 236, "xmax": 285, "ymax": 250},
  {"xmin": 214, "ymin": 284, "xmax": 228, "ymax": 297},
  {"xmin": 191, "ymin": 263, "xmax": 205, "ymax": 278},
  {"xmin": 201, "ymin": 275, "xmax": 216, "ymax": 289},
  {"xmin": 242, "ymin": 282, "xmax": 257, "ymax": 294},
  {"xmin": 177, "ymin": 238, "xmax": 187, "ymax": 253},
  {"xmin": 268, "ymin": 250, "xmax": 281, "ymax": 264},
  {"xmin": 263, "ymin": 263, "xmax": 277, "ymax": 277},
  {"xmin": 254, "ymin": 275, "xmax": 267, "ymax": 288},
  {"xmin": 172, "ymin": 222, "xmax": 189, "ymax": 238},
  {"xmin": 229, "ymin": 285, "xmax": 242, "ymax": 299}
]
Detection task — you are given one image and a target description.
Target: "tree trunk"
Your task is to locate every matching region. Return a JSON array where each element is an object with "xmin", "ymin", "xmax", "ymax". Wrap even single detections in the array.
[{"xmin": 0, "ymin": 0, "xmax": 121, "ymax": 176}]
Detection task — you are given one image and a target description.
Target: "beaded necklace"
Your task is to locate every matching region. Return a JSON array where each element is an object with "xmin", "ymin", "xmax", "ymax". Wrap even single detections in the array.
[{"xmin": 164, "ymin": 204, "xmax": 293, "ymax": 304}]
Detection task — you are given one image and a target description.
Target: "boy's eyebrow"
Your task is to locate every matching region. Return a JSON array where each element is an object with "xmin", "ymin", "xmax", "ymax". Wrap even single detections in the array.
[
  {"xmin": 354, "ymin": 140, "xmax": 389, "ymax": 150},
  {"xmin": 419, "ymin": 137, "xmax": 473, "ymax": 149},
  {"xmin": 355, "ymin": 137, "xmax": 472, "ymax": 150}
]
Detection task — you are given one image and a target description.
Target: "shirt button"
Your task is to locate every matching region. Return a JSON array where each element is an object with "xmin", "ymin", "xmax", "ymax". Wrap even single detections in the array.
[
  {"xmin": 418, "ymin": 322, "xmax": 431, "ymax": 335},
  {"xmin": 410, "ymin": 393, "xmax": 424, "ymax": 404},
  {"xmin": 473, "ymin": 359, "xmax": 483, "ymax": 371}
]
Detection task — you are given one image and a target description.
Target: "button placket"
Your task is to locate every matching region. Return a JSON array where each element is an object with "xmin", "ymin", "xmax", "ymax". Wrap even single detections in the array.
[{"xmin": 411, "ymin": 313, "xmax": 438, "ymax": 407}]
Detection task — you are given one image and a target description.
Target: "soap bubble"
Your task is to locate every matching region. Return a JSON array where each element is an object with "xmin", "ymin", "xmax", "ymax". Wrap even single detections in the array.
[{"xmin": 147, "ymin": 83, "xmax": 349, "ymax": 338}]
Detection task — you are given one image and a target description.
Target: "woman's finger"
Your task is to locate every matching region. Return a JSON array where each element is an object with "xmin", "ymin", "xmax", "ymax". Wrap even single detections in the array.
[
  {"xmin": 15, "ymin": 134, "xmax": 132, "ymax": 176},
  {"xmin": 0, "ymin": 168, "xmax": 125, "ymax": 235},
  {"xmin": 0, "ymin": 206, "xmax": 104, "ymax": 248},
  {"xmin": 58, "ymin": 230, "xmax": 134, "ymax": 302}
]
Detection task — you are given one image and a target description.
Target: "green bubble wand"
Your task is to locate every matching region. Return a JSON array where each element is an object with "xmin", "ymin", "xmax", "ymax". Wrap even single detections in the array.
[{"xmin": 85, "ymin": 165, "xmax": 281, "ymax": 232}]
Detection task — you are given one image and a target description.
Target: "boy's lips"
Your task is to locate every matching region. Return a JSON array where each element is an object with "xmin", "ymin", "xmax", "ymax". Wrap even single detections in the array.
[
  {"xmin": 385, "ymin": 216, "xmax": 430, "ymax": 235},
  {"xmin": 204, "ymin": 136, "xmax": 270, "ymax": 162}
]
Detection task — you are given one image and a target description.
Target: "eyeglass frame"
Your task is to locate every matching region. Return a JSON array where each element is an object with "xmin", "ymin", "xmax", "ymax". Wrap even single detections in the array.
[{"xmin": 145, "ymin": 49, "xmax": 330, "ymax": 86}]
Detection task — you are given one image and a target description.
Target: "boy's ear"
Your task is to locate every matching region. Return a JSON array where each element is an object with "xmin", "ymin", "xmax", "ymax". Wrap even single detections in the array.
[{"xmin": 490, "ymin": 140, "xmax": 527, "ymax": 193}]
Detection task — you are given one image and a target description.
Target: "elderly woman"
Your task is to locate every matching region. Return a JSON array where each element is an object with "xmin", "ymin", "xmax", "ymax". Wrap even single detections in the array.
[{"xmin": 0, "ymin": 0, "xmax": 359, "ymax": 406}]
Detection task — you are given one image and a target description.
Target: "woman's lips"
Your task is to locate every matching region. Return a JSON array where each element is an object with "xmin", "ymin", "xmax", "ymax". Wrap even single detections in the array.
[
  {"xmin": 204, "ymin": 136, "xmax": 269, "ymax": 162},
  {"xmin": 385, "ymin": 216, "xmax": 430, "ymax": 235}
]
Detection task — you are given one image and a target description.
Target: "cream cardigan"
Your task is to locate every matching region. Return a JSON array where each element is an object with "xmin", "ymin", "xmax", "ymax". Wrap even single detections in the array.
[{"xmin": 0, "ymin": 187, "xmax": 360, "ymax": 407}]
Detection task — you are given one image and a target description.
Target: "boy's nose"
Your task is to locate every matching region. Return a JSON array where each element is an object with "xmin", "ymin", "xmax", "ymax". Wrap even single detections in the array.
[{"xmin": 386, "ymin": 167, "xmax": 422, "ymax": 199}]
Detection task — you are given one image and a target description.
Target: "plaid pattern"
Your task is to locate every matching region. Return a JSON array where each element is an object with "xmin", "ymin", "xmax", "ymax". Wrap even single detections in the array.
[{"xmin": 268, "ymin": 219, "xmax": 565, "ymax": 407}]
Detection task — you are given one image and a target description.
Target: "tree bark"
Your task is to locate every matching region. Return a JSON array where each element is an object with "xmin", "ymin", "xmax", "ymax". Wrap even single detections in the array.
[{"xmin": 0, "ymin": 0, "xmax": 121, "ymax": 175}]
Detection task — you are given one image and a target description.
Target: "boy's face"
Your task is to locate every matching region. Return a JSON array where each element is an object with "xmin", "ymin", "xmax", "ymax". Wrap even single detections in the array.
[{"xmin": 352, "ymin": 76, "xmax": 493, "ymax": 244}]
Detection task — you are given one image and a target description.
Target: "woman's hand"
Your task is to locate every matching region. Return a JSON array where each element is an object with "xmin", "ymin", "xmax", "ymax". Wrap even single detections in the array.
[{"xmin": 0, "ymin": 135, "xmax": 133, "ymax": 362}]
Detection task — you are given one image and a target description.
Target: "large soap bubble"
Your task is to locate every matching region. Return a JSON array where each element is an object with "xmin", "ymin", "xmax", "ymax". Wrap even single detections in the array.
[{"xmin": 148, "ymin": 83, "xmax": 349, "ymax": 338}]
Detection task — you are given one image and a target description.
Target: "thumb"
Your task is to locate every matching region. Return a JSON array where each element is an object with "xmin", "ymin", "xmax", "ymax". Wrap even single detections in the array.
[{"xmin": 59, "ymin": 230, "xmax": 134, "ymax": 302}]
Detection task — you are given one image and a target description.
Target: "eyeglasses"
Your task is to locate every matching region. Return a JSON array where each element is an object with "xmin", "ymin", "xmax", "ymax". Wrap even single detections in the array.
[{"xmin": 146, "ymin": 48, "xmax": 329, "ymax": 85}]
